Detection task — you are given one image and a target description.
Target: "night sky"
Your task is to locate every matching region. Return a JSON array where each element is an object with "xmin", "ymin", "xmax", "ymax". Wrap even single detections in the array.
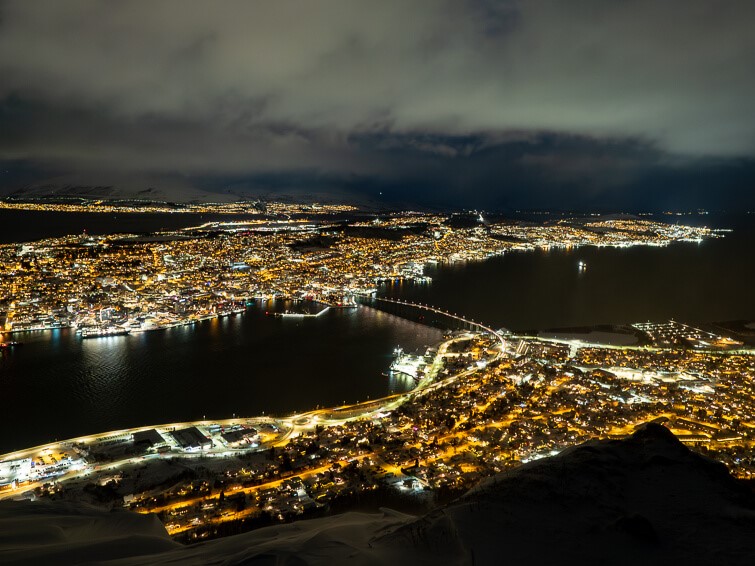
[{"xmin": 1, "ymin": 1, "xmax": 754, "ymax": 210}]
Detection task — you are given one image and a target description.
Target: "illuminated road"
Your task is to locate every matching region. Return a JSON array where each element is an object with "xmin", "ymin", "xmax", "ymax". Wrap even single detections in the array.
[
  {"xmin": 371, "ymin": 297, "xmax": 507, "ymax": 346},
  {"xmin": 0, "ymin": 300, "xmax": 505, "ymax": 500},
  {"xmin": 514, "ymin": 333, "xmax": 754, "ymax": 356}
]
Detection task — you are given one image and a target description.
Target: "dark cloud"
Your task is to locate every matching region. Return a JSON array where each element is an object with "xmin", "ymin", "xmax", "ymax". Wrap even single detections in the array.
[{"xmin": 0, "ymin": 0, "xmax": 754, "ymax": 208}]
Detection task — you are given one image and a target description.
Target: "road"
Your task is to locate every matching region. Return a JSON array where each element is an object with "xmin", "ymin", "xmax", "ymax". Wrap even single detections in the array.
[{"xmin": 0, "ymin": 300, "xmax": 506, "ymax": 500}]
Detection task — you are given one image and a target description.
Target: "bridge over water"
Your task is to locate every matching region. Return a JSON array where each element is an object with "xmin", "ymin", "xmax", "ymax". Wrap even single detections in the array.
[{"xmin": 359, "ymin": 295, "xmax": 506, "ymax": 345}]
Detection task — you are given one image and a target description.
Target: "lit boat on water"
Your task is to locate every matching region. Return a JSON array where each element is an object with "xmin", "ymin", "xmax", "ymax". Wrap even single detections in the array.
[
  {"xmin": 386, "ymin": 347, "xmax": 426, "ymax": 382},
  {"xmin": 78, "ymin": 326, "xmax": 130, "ymax": 338}
]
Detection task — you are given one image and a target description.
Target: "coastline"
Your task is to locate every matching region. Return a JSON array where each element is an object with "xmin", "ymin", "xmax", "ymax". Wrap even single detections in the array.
[{"xmin": 0, "ymin": 321, "xmax": 501, "ymax": 499}]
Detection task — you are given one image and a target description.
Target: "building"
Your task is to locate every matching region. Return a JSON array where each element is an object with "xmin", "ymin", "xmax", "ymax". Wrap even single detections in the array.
[
  {"xmin": 170, "ymin": 427, "xmax": 212, "ymax": 450},
  {"xmin": 132, "ymin": 429, "xmax": 168, "ymax": 450},
  {"xmin": 0, "ymin": 458, "xmax": 32, "ymax": 488}
]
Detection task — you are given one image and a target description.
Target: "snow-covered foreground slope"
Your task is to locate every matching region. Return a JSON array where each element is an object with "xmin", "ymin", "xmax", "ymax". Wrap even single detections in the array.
[
  {"xmin": 3, "ymin": 424, "xmax": 755, "ymax": 565},
  {"xmin": 0, "ymin": 499, "xmax": 182, "ymax": 564},
  {"xmin": 382, "ymin": 423, "xmax": 755, "ymax": 565}
]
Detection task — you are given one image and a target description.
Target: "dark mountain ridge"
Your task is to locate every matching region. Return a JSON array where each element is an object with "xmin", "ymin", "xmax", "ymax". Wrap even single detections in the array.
[{"xmin": 2, "ymin": 424, "xmax": 754, "ymax": 565}]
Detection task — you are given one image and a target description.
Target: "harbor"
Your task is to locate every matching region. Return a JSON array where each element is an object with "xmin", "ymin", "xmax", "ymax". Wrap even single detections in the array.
[{"xmin": 386, "ymin": 346, "xmax": 434, "ymax": 384}]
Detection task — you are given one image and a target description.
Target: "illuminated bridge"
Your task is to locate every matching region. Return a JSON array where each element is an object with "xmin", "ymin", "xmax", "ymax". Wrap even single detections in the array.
[{"xmin": 361, "ymin": 296, "xmax": 506, "ymax": 349}]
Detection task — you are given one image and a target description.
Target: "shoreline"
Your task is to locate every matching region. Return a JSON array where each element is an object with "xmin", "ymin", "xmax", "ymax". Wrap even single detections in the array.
[
  {"xmin": 0, "ymin": 301, "xmax": 503, "ymax": 463},
  {"xmin": 1, "ymin": 298, "xmax": 344, "ymax": 337},
  {"xmin": 5, "ymin": 327, "xmax": 751, "ymax": 464},
  {"xmin": 0, "ymin": 326, "xmax": 497, "ymax": 498}
]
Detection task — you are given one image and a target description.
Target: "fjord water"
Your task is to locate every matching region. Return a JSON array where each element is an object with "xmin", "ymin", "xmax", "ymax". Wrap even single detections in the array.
[
  {"xmin": 0, "ymin": 305, "xmax": 441, "ymax": 453},
  {"xmin": 0, "ymin": 209, "xmax": 219, "ymax": 243},
  {"xmin": 0, "ymin": 212, "xmax": 753, "ymax": 452},
  {"xmin": 384, "ymin": 214, "xmax": 755, "ymax": 331}
]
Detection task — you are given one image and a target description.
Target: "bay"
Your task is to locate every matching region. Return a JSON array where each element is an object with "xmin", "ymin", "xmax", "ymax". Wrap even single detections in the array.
[
  {"xmin": 0, "ymin": 304, "xmax": 440, "ymax": 453},
  {"xmin": 0, "ymin": 211, "xmax": 752, "ymax": 453},
  {"xmin": 383, "ymin": 214, "xmax": 755, "ymax": 330}
]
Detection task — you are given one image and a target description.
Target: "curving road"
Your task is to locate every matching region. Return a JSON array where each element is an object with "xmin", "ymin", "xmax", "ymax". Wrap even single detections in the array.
[{"xmin": 0, "ymin": 301, "xmax": 505, "ymax": 500}]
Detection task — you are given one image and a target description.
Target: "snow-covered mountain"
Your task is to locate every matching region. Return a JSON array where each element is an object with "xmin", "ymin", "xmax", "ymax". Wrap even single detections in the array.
[
  {"xmin": 1, "ymin": 174, "xmax": 386, "ymax": 208},
  {"xmin": 3, "ymin": 424, "xmax": 755, "ymax": 565},
  {"xmin": 3, "ymin": 176, "xmax": 236, "ymax": 204}
]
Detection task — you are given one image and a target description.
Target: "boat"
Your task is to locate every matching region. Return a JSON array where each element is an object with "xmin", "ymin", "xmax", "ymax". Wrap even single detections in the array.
[
  {"xmin": 78, "ymin": 326, "xmax": 131, "ymax": 338},
  {"xmin": 387, "ymin": 347, "xmax": 427, "ymax": 383}
]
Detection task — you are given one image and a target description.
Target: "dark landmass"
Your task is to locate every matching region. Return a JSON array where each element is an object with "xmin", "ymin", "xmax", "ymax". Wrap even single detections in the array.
[
  {"xmin": 706, "ymin": 321, "xmax": 755, "ymax": 347},
  {"xmin": 3, "ymin": 425, "xmax": 755, "ymax": 565}
]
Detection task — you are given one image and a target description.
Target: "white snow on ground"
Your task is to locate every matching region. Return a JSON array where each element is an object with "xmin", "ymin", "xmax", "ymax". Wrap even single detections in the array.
[
  {"xmin": 0, "ymin": 499, "xmax": 181, "ymax": 564},
  {"xmin": 2, "ymin": 178, "xmax": 386, "ymax": 207},
  {"xmin": 3, "ymin": 425, "xmax": 755, "ymax": 565},
  {"xmin": 383, "ymin": 424, "xmax": 755, "ymax": 565},
  {"xmin": 537, "ymin": 330, "xmax": 639, "ymax": 346},
  {"xmin": 3, "ymin": 175, "xmax": 229, "ymax": 204}
]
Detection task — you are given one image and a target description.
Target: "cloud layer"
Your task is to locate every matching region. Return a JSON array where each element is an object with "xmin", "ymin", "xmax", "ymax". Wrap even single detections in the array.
[{"xmin": 1, "ymin": 0, "xmax": 754, "ymax": 207}]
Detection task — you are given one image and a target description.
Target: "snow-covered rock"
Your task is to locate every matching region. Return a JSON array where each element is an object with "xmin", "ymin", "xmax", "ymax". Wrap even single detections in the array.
[
  {"xmin": 2, "ymin": 425, "xmax": 755, "ymax": 565},
  {"xmin": 380, "ymin": 423, "xmax": 755, "ymax": 565}
]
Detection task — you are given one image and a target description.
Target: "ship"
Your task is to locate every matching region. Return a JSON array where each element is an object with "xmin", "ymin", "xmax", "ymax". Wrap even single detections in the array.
[
  {"xmin": 387, "ymin": 347, "xmax": 427, "ymax": 383},
  {"xmin": 78, "ymin": 326, "xmax": 131, "ymax": 338}
]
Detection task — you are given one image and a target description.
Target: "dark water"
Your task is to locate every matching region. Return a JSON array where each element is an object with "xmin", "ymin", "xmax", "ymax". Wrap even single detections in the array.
[
  {"xmin": 1, "ymin": 211, "xmax": 753, "ymax": 452},
  {"xmin": 382, "ymin": 214, "xmax": 755, "ymax": 331},
  {"xmin": 0, "ymin": 209, "xmax": 362, "ymax": 243},
  {"xmin": 0, "ymin": 304, "xmax": 441, "ymax": 452},
  {"xmin": 0, "ymin": 209, "xmax": 280, "ymax": 243}
]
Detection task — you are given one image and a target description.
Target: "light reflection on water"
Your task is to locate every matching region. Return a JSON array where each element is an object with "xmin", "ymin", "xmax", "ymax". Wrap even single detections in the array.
[
  {"xmin": 0, "ymin": 305, "xmax": 441, "ymax": 452},
  {"xmin": 383, "ymin": 216, "xmax": 755, "ymax": 331},
  {"xmin": 2, "ymin": 213, "xmax": 752, "ymax": 452}
]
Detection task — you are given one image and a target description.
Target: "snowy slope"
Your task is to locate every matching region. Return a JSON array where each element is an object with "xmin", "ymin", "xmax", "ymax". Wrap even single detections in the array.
[
  {"xmin": 2, "ymin": 176, "xmax": 384, "ymax": 207},
  {"xmin": 3, "ymin": 176, "xmax": 234, "ymax": 204},
  {"xmin": 0, "ymin": 499, "xmax": 181, "ymax": 565},
  {"xmin": 2, "ymin": 425, "xmax": 755, "ymax": 565},
  {"xmin": 380, "ymin": 423, "xmax": 755, "ymax": 565}
]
